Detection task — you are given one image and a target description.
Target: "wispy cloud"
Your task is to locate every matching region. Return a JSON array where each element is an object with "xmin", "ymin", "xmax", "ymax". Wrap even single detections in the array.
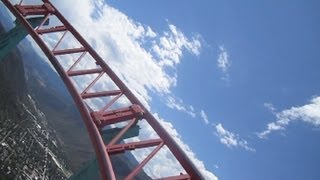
[
  {"xmin": 153, "ymin": 24, "xmax": 201, "ymax": 67},
  {"xmin": 126, "ymin": 113, "xmax": 218, "ymax": 179},
  {"xmin": 217, "ymin": 46, "xmax": 231, "ymax": 81},
  {"xmin": 165, "ymin": 96, "xmax": 196, "ymax": 118},
  {"xmin": 259, "ymin": 96, "xmax": 320, "ymax": 138},
  {"xmin": 264, "ymin": 102, "xmax": 276, "ymax": 114},
  {"xmin": 215, "ymin": 123, "xmax": 255, "ymax": 152},
  {"xmin": 156, "ymin": 114, "xmax": 218, "ymax": 180},
  {"xmin": 200, "ymin": 110, "xmax": 210, "ymax": 124}
]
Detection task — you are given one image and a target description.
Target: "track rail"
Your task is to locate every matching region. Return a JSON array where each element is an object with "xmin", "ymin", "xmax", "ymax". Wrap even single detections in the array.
[{"xmin": 0, "ymin": 0, "xmax": 204, "ymax": 179}]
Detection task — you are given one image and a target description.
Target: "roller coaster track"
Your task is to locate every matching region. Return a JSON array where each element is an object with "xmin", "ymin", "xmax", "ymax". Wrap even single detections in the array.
[{"xmin": 1, "ymin": 0, "xmax": 204, "ymax": 179}]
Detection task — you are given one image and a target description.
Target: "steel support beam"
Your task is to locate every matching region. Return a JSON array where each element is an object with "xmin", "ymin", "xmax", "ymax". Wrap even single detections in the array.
[{"xmin": 0, "ymin": 0, "xmax": 205, "ymax": 179}]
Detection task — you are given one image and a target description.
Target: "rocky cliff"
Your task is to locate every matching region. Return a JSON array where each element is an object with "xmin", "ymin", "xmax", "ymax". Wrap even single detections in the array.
[{"xmin": 0, "ymin": 23, "xmax": 72, "ymax": 179}]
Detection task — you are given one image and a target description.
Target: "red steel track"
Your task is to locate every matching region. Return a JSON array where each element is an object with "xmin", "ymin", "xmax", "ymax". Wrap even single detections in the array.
[{"xmin": 1, "ymin": 0, "xmax": 204, "ymax": 179}]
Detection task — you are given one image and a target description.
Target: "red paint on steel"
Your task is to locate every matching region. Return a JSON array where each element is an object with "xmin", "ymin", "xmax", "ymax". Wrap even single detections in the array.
[
  {"xmin": 91, "ymin": 105, "xmax": 143, "ymax": 128},
  {"xmin": 81, "ymin": 71, "xmax": 105, "ymax": 94},
  {"xmin": 107, "ymin": 139, "xmax": 163, "ymax": 155},
  {"xmin": 108, "ymin": 118, "xmax": 138, "ymax": 146},
  {"xmin": 1, "ymin": 0, "xmax": 205, "ymax": 179},
  {"xmin": 52, "ymin": 47, "xmax": 86, "ymax": 55},
  {"xmin": 161, "ymin": 174, "xmax": 192, "ymax": 180},
  {"xmin": 1, "ymin": 1, "xmax": 114, "ymax": 179},
  {"xmin": 99, "ymin": 93, "xmax": 123, "ymax": 113},
  {"xmin": 125, "ymin": 142, "xmax": 164, "ymax": 180},
  {"xmin": 15, "ymin": 3, "xmax": 54, "ymax": 16},
  {"xmin": 67, "ymin": 51, "xmax": 87, "ymax": 72},
  {"xmin": 81, "ymin": 90, "xmax": 122, "ymax": 99},
  {"xmin": 67, "ymin": 68, "xmax": 103, "ymax": 76},
  {"xmin": 36, "ymin": 25, "xmax": 67, "ymax": 34}
]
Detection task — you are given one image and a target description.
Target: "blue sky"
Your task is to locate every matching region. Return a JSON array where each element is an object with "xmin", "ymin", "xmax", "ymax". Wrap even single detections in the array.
[
  {"xmin": 104, "ymin": 0, "xmax": 320, "ymax": 179},
  {"xmin": 2, "ymin": 0, "xmax": 319, "ymax": 179}
]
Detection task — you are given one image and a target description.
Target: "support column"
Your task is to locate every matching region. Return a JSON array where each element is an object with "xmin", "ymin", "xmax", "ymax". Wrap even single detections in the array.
[{"xmin": 0, "ymin": 17, "xmax": 46, "ymax": 61}]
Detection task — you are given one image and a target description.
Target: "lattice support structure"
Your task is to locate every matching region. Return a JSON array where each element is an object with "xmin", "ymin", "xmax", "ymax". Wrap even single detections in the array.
[{"xmin": 0, "ymin": 0, "xmax": 204, "ymax": 179}]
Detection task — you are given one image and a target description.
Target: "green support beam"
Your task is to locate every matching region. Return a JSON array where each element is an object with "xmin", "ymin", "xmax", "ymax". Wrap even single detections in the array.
[
  {"xmin": 0, "ymin": 17, "xmax": 45, "ymax": 62},
  {"xmin": 69, "ymin": 125, "xmax": 140, "ymax": 180}
]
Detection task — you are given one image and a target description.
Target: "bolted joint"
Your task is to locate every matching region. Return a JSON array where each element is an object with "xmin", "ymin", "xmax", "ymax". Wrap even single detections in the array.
[
  {"xmin": 131, "ymin": 104, "xmax": 144, "ymax": 118},
  {"xmin": 90, "ymin": 104, "xmax": 144, "ymax": 129},
  {"xmin": 43, "ymin": 3, "xmax": 55, "ymax": 14},
  {"xmin": 91, "ymin": 111, "xmax": 103, "ymax": 126}
]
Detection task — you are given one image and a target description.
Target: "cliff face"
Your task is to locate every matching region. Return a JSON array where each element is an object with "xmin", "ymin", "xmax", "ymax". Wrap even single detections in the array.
[
  {"xmin": 13, "ymin": 31, "xmax": 151, "ymax": 180},
  {"xmin": 0, "ymin": 43, "xmax": 27, "ymax": 100},
  {"xmin": 0, "ymin": 24, "xmax": 72, "ymax": 179},
  {"xmin": 0, "ymin": 9, "xmax": 28, "ymax": 105}
]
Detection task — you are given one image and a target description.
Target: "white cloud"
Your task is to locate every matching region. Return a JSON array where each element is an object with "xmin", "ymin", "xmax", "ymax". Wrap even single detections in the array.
[
  {"xmin": 24, "ymin": 0, "xmax": 216, "ymax": 178},
  {"xmin": 189, "ymin": 105, "xmax": 195, "ymax": 112},
  {"xmin": 146, "ymin": 26, "xmax": 157, "ymax": 38},
  {"xmin": 123, "ymin": 114, "xmax": 218, "ymax": 179},
  {"xmin": 165, "ymin": 96, "xmax": 196, "ymax": 118},
  {"xmin": 152, "ymin": 24, "xmax": 201, "ymax": 67},
  {"xmin": 47, "ymin": 0, "xmax": 202, "ymax": 111},
  {"xmin": 259, "ymin": 96, "xmax": 320, "ymax": 138},
  {"xmin": 200, "ymin": 110, "xmax": 210, "ymax": 124},
  {"xmin": 156, "ymin": 114, "xmax": 218, "ymax": 180},
  {"xmin": 217, "ymin": 46, "xmax": 231, "ymax": 81},
  {"xmin": 215, "ymin": 123, "xmax": 255, "ymax": 152},
  {"xmin": 264, "ymin": 102, "xmax": 276, "ymax": 113}
]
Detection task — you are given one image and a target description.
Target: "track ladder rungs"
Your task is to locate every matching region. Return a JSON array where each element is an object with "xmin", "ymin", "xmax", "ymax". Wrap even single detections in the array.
[
  {"xmin": 52, "ymin": 47, "xmax": 86, "ymax": 56},
  {"xmin": 81, "ymin": 90, "xmax": 122, "ymax": 99},
  {"xmin": 91, "ymin": 104, "xmax": 144, "ymax": 128},
  {"xmin": 67, "ymin": 68, "xmax": 103, "ymax": 76},
  {"xmin": 15, "ymin": 3, "xmax": 55, "ymax": 16},
  {"xmin": 0, "ymin": 0, "xmax": 205, "ymax": 178},
  {"xmin": 106, "ymin": 138, "xmax": 163, "ymax": 155},
  {"xmin": 36, "ymin": 25, "xmax": 67, "ymax": 34}
]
